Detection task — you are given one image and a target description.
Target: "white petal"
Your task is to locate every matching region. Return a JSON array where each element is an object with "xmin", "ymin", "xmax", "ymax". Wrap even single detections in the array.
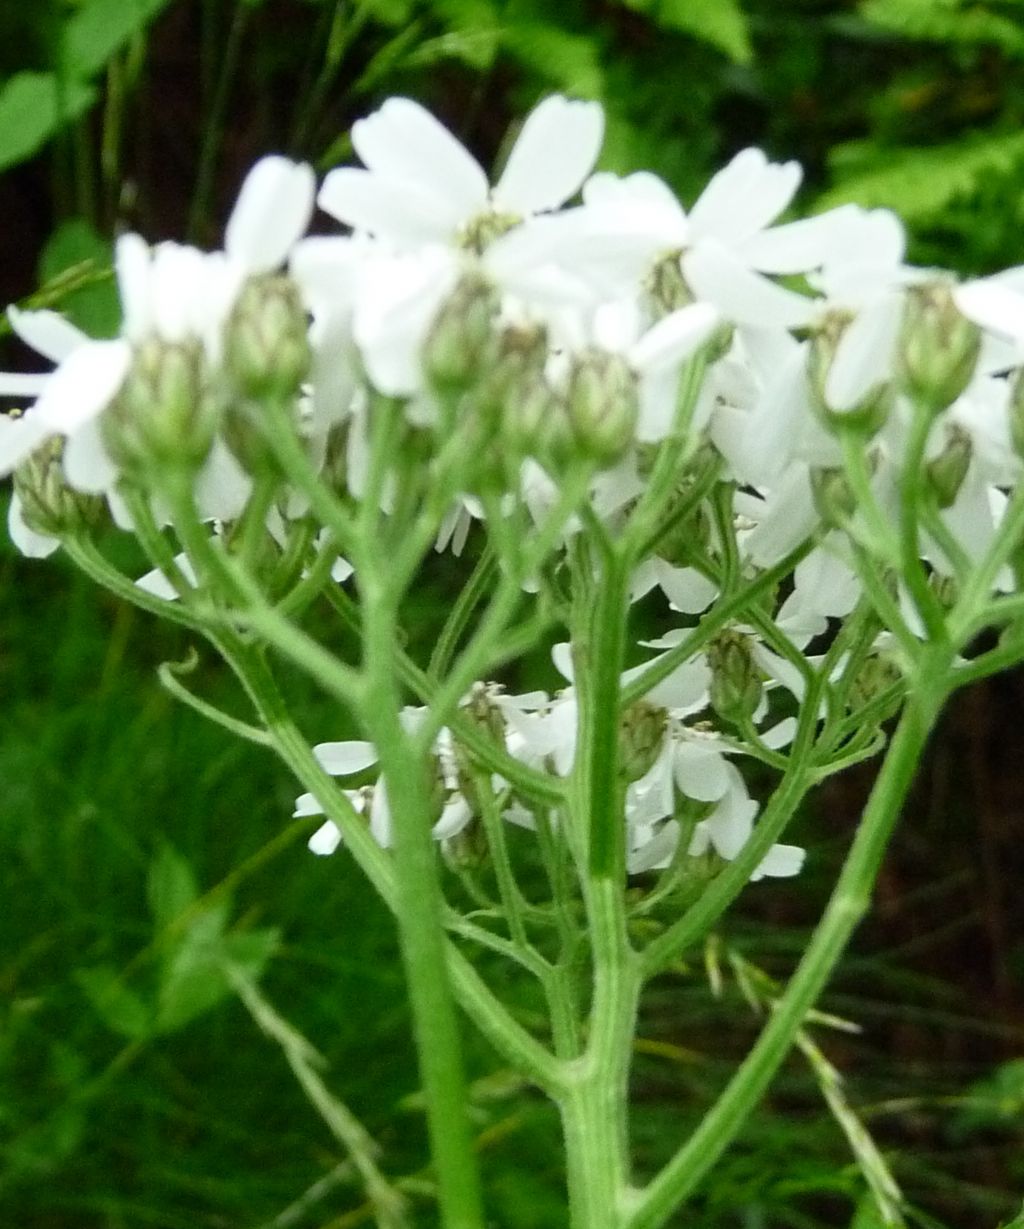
[
  {"xmin": 751, "ymin": 843, "xmax": 805, "ymax": 880},
  {"xmin": 319, "ymin": 168, "xmax": 465, "ymax": 244},
  {"xmin": 432, "ymin": 796, "xmax": 472, "ymax": 840},
  {"xmin": 629, "ymin": 302, "xmax": 720, "ymax": 373},
  {"xmin": 352, "ymin": 97, "xmax": 488, "ymax": 218},
  {"xmin": 8, "ymin": 306, "xmax": 87, "ymax": 363},
  {"xmin": 0, "ymin": 411, "xmax": 51, "ymax": 477},
  {"xmin": 62, "ymin": 417, "xmax": 118, "ymax": 493},
  {"xmin": 151, "ymin": 243, "xmax": 206, "ymax": 343},
  {"xmin": 195, "ymin": 440, "xmax": 252, "ymax": 522},
  {"xmin": 628, "ymin": 820, "xmax": 680, "ymax": 874},
  {"xmin": 673, "ymin": 743, "xmax": 731, "ymax": 802},
  {"xmin": 494, "ymin": 96, "xmax": 604, "ymax": 215},
  {"xmin": 954, "ymin": 279, "xmax": 1024, "ymax": 342},
  {"xmin": 640, "ymin": 657, "xmax": 711, "ymax": 714},
  {"xmin": 115, "ymin": 233, "xmax": 153, "ymax": 340},
  {"xmin": 0, "ymin": 372, "xmax": 49, "ymax": 398},
  {"xmin": 824, "ymin": 293, "xmax": 902, "ymax": 411},
  {"xmin": 689, "ymin": 149, "xmax": 801, "ymax": 246},
  {"xmin": 683, "ymin": 241, "xmax": 815, "ymax": 328},
  {"xmin": 313, "ymin": 740, "xmax": 379, "ymax": 775},
  {"xmin": 7, "ymin": 492, "xmax": 60, "ymax": 558},
  {"xmin": 226, "ymin": 156, "xmax": 316, "ymax": 273},
  {"xmin": 32, "ymin": 341, "xmax": 131, "ymax": 433},
  {"xmin": 738, "ymin": 205, "xmax": 864, "ymax": 274},
  {"xmin": 308, "ymin": 820, "xmax": 342, "ymax": 855},
  {"xmin": 551, "ymin": 641, "xmax": 575, "ymax": 682},
  {"xmin": 653, "ymin": 561, "xmax": 718, "ymax": 614},
  {"xmin": 135, "ymin": 552, "xmax": 197, "ymax": 599}
]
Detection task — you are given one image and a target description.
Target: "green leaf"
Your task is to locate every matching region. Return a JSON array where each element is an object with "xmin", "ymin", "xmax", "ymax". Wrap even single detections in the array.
[
  {"xmin": 1001, "ymin": 1203, "xmax": 1024, "ymax": 1229},
  {"xmin": 76, "ymin": 965, "xmax": 153, "ymax": 1040},
  {"xmin": 146, "ymin": 841, "xmax": 199, "ymax": 932},
  {"xmin": 817, "ymin": 130, "xmax": 1024, "ymax": 221},
  {"xmin": 154, "ymin": 896, "xmax": 278, "ymax": 1035},
  {"xmin": 631, "ymin": 0, "xmax": 752, "ymax": 64},
  {"xmin": 861, "ymin": 0, "xmax": 1024, "ymax": 56},
  {"xmin": 502, "ymin": 23, "xmax": 604, "ymax": 96},
  {"xmin": 38, "ymin": 220, "xmax": 120, "ymax": 338},
  {"xmin": 155, "ymin": 901, "xmax": 231, "ymax": 1033},
  {"xmin": 0, "ymin": 72, "xmax": 95, "ymax": 172},
  {"xmin": 64, "ymin": 0, "xmax": 174, "ymax": 78}
]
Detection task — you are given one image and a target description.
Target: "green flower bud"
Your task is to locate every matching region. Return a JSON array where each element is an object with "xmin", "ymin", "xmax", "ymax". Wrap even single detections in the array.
[
  {"xmin": 618, "ymin": 701, "xmax": 668, "ymax": 783},
  {"xmin": 102, "ymin": 339, "xmax": 218, "ymax": 475},
  {"xmin": 13, "ymin": 437, "xmax": 103, "ymax": 538},
  {"xmin": 848, "ymin": 651, "xmax": 903, "ymax": 710},
  {"xmin": 225, "ymin": 274, "xmax": 311, "ymax": 400},
  {"xmin": 473, "ymin": 324, "xmax": 549, "ymax": 434},
  {"xmin": 926, "ymin": 423, "xmax": 972, "ymax": 509},
  {"xmin": 567, "ymin": 348, "xmax": 639, "ymax": 465},
  {"xmin": 644, "ymin": 251, "xmax": 692, "ymax": 318},
  {"xmin": 810, "ymin": 465, "xmax": 858, "ymax": 529},
  {"xmin": 423, "ymin": 275, "xmax": 498, "ymax": 394},
  {"xmin": 809, "ymin": 310, "xmax": 892, "ymax": 437},
  {"xmin": 930, "ymin": 570, "xmax": 959, "ymax": 610},
  {"xmin": 503, "ymin": 378, "xmax": 565, "ymax": 463},
  {"xmin": 707, "ymin": 629, "xmax": 762, "ymax": 724},
  {"xmin": 441, "ymin": 817, "xmax": 489, "ymax": 872},
  {"xmin": 899, "ymin": 280, "xmax": 981, "ymax": 413}
]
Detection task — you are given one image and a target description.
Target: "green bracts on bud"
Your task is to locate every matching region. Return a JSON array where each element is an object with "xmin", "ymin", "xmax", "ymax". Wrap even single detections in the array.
[
  {"xmin": 926, "ymin": 424, "xmax": 972, "ymax": 508},
  {"xmin": 849, "ymin": 651, "xmax": 903, "ymax": 711},
  {"xmin": 810, "ymin": 464, "xmax": 858, "ymax": 529},
  {"xmin": 13, "ymin": 438, "xmax": 103, "ymax": 538},
  {"xmin": 102, "ymin": 339, "xmax": 218, "ymax": 475},
  {"xmin": 226, "ymin": 274, "xmax": 311, "ymax": 400},
  {"xmin": 899, "ymin": 281, "xmax": 981, "ymax": 413},
  {"xmin": 618, "ymin": 701, "xmax": 668, "ymax": 783},
  {"xmin": 707, "ymin": 630, "xmax": 762, "ymax": 724},
  {"xmin": 567, "ymin": 348, "xmax": 639, "ymax": 465},
  {"xmin": 423, "ymin": 276, "xmax": 498, "ymax": 394},
  {"xmin": 644, "ymin": 251, "xmax": 692, "ymax": 318}
]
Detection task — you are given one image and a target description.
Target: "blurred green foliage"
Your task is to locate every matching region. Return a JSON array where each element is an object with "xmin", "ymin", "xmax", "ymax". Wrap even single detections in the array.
[{"xmin": 1, "ymin": 0, "xmax": 1023, "ymax": 1226}]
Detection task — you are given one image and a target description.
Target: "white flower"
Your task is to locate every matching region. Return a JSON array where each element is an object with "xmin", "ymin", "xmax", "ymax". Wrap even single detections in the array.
[
  {"xmin": 319, "ymin": 95, "xmax": 603, "ymax": 248},
  {"xmin": 0, "ymin": 156, "xmax": 314, "ymax": 492}
]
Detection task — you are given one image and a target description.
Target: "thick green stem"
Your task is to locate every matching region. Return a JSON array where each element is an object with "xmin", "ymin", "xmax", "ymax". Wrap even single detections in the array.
[
  {"xmin": 357, "ymin": 573, "xmax": 485, "ymax": 1227},
  {"xmin": 626, "ymin": 655, "xmax": 951, "ymax": 1229}
]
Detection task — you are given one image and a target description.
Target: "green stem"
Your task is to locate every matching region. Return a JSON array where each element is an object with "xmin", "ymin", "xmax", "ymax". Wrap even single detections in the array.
[
  {"xmin": 356, "ymin": 562, "xmax": 485, "ymax": 1227},
  {"xmin": 626, "ymin": 655, "xmax": 951, "ymax": 1229}
]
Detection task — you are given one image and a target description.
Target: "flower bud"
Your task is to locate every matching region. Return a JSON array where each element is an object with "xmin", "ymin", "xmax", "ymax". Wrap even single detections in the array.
[
  {"xmin": 441, "ymin": 818, "xmax": 489, "ymax": 872},
  {"xmin": 644, "ymin": 252, "xmax": 692, "ymax": 318},
  {"xmin": 102, "ymin": 339, "xmax": 218, "ymax": 475},
  {"xmin": 423, "ymin": 275, "xmax": 498, "ymax": 394},
  {"xmin": 618, "ymin": 701, "xmax": 668, "ymax": 783},
  {"xmin": 226, "ymin": 275, "xmax": 311, "ymax": 401},
  {"xmin": 808, "ymin": 310, "xmax": 892, "ymax": 436},
  {"xmin": 13, "ymin": 437, "xmax": 103, "ymax": 537},
  {"xmin": 707, "ymin": 630, "xmax": 762, "ymax": 724},
  {"xmin": 925, "ymin": 423, "xmax": 972, "ymax": 508},
  {"xmin": 930, "ymin": 571, "xmax": 959, "ymax": 610},
  {"xmin": 849, "ymin": 651, "xmax": 902, "ymax": 710},
  {"xmin": 501, "ymin": 376, "xmax": 562, "ymax": 462},
  {"xmin": 473, "ymin": 324, "xmax": 549, "ymax": 435},
  {"xmin": 810, "ymin": 465, "xmax": 858, "ymax": 529},
  {"xmin": 567, "ymin": 348, "xmax": 639, "ymax": 464},
  {"xmin": 899, "ymin": 281, "xmax": 980, "ymax": 413}
]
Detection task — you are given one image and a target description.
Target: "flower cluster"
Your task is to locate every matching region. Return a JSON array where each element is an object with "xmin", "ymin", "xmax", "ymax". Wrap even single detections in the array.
[{"xmin": 4, "ymin": 92, "xmax": 1023, "ymax": 886}]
